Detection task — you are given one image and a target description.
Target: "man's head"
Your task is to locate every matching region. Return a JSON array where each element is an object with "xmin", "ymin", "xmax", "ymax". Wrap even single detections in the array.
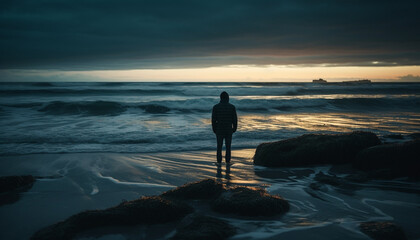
[{"xmin": 220, "ymin": 91, "xmax": 229, "ymax": 102}]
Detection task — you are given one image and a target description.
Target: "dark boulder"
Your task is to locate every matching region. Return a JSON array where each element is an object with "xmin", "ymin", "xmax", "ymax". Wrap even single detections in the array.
[
  {"xmin": 162, "ymin": 179, "xmax": 225, "ymax": 200},
  {"xmin": 31, "ymin": 196, "xmax": 193, "ymax": 240},
  {"xmin": 171, "ymin": 215, "xmax": 236, "ymax": 240},
  {"xmin": 0, "ymin": 175, "xmax": 35, "ymax": 206},
  {"xmin": 253, "ymin": 131, "xmax": 380, "ymax": 167},
  {"xmin": 212, "ymin": 186, "xmax": 289, "ymax": 217},
  {"xmin": 353, "ymin": 139, "xmax": 420, "ymax": 179},
  {"xmin": 360, "ymin": 221, "xmax": 407, "ymax": 240},
  {"xmin": 0, "ymin": 175, "xmax": 35, "ymax": 193}
]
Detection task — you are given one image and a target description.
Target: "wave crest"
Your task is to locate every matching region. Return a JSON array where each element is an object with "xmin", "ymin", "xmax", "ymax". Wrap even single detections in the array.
[
  {"xmin": 38, "ymin": 101, "xmax": 126, "ymax": 116},
  {"xmin": 138, "ymin": 104, "xmax": 171, "ymax": 114}
]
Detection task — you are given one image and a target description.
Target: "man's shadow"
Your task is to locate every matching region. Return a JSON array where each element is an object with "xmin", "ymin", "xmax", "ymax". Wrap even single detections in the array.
[{"xmin": 216, "ymin": 164, "xmax": 231, "ymax": 186}]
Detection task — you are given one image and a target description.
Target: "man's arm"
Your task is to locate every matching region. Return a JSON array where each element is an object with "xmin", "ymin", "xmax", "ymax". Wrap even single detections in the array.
[
  {"xmin": 232, "ymin": 106, "xmax": 237, "ymax": 133},
  {"xmin": 212, "ymin": 106, "xmax": 217, "ymax": 133}
]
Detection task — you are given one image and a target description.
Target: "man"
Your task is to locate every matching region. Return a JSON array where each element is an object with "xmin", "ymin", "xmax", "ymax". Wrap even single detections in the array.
[{"xmin": 212, "ymin": 91, "xmax": 237, "ymax": 165}]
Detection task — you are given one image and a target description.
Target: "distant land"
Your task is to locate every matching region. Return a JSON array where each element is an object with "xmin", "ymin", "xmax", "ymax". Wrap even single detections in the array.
[{"xmin": 312, "ymin": 79, "xmax": 371, "ymax": 84}]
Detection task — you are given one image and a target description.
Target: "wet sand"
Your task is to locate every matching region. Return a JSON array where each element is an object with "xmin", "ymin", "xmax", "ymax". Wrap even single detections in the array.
[{"xmin": 1, "ymin": 149, "xmax": 419, "ymax": 239}]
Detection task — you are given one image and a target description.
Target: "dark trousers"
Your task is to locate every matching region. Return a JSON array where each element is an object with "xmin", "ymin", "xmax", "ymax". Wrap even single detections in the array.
[{"xmin": 216, "ymin": 134, "xmax": 232, "ymax": 163}]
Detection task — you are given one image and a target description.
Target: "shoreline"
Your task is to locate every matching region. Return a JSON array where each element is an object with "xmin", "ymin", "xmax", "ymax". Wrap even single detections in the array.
[
  {"xmin": 1, "ymin": 146, "xmax": 420, "ymax": 239},
  {"xmin": 0, "ymin": 147, "xmax": 256, "ymax": 157}
]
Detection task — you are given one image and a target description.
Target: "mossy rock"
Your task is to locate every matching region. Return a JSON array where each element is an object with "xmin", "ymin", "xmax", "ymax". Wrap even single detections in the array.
[
  {"xmin": 162, "ymin": 179, "xmax": 225, "ymax": 200},
  {"xmin": 212, "ymin": 186, "xmax": 289, "ymax": 216},
  {"xmin": 171, "ymin": 215, "xmax": 236, "ymax": 240},
  {"xmin": 360, "ymin": 221, "xmax": 407, "ymax": 240},
  {"xmin": 31, "ymin": 196, "xmax": 193, "ymax": 240}
]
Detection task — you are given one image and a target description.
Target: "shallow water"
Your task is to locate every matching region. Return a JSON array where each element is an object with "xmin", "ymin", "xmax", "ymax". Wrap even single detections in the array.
[{"xmin": 1, "ymin": 149, "xmax": 419, "ymax": 239}]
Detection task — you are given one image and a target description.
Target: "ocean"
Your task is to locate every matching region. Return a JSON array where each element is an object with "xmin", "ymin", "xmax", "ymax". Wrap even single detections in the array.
[
  {"xmin": 0, "ymin": 81, "xmax": 419, "ymax": 155},
  {"xmin": 1, "ymin": 81, "xmax": 420, "ymax": 239}
]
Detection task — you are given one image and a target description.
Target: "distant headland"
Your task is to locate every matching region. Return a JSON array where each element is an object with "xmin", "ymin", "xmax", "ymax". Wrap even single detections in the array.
[{"xmin": 312, "ymin": 78, "xmax": 371, "ymax": 84}]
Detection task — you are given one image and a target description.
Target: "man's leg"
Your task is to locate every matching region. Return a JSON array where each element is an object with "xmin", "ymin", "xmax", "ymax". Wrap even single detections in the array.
[
  {"xmin": 216, "ymin": 135, "xmax": 223, "ymax": 163},
  {"xmin": 225, "ymin": 134, "xmax": 232, "ymax": 163}
]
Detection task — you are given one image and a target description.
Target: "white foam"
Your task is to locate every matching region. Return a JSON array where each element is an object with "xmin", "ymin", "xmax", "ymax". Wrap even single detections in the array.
[{"xmin": 90, "ymin": 185, "xmax": 99, "ymax": 195}]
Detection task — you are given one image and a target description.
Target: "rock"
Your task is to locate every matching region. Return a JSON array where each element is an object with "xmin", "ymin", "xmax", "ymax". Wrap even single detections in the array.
[
  {"xmin": 0, "ymin": 175, "xmax": 36, "ymax": 206},
  {"xmin": 254, "ymin": 131, "xmax": 380, "ymax": 167},
  {"xmin": 162, "ymin": 179, "xmax": 225, "ymax": 200},
  {"xmin": 171, "ymin": 215, "xmax": 236, "ymax": 240},
  {"xmin": 212, "ymin": 186, "xmax": 289, "ymax": 216},
  {"xmin": 0, "ymin": 175, "xmax": 35, "ymax": 193},
  {"xmin": 360, "ymin": 221, "xmax": 407, "ymax": 240},
  {"xmin": 353, "ymin": 139, "xmax": 420, "ymax": 179},
  {"xmin": 31, "ymin": 196, "xmax": 193, "ymax": 240},
  {"xmin": 32, "ymin": 179, "xmax": 291, "ymax": 239}
]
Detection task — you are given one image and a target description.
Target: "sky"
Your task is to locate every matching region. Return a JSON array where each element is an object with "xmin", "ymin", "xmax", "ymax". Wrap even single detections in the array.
[{"xmin": 1, "ymin": 0, "xmax": 420, "ymax": 82}]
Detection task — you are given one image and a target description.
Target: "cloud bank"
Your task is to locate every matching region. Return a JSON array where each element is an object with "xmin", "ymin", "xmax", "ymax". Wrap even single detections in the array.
[{"xmin": 1, "ymin": 0, "xmax": 419, "ymax": 70}]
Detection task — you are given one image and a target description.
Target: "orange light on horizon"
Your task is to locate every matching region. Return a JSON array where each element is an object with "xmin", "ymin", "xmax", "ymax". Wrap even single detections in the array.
[
  {"xmin": 2, "ymin": 65, "xmax": 420, "ymax": 82},
  {"xmin": 68, "ymin": 65, "xmax": 420, "ymax": 82}
]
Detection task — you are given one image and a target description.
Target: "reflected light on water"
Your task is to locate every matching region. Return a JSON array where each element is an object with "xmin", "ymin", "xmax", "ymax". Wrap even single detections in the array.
[
  {"xmin": 239, "ymin": 112, "xmax": 420, "ymax": 134},
  {"xmin": 234, "ymin": 94, "xmax": 417, "ymax": 100}
]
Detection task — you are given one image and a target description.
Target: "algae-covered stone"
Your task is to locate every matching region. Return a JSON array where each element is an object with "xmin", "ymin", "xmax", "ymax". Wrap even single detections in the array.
[
  {"xmin": 360, "ymin": 221, "xmax": 407, "ymax": 240},
  {"xmin": 212, "ymin": 186, "xmax": 289, "ymax": 216},
  {"xmin": 31, "ymin": 196, "xmax": 193, "ymax": 240},
  {"xmin": 162, "ymin": 179, "xmax": 225, "ymax": 200},
  {"xmin": 172, "ymin": 215, "xmax": 236, "ymax": 240}
]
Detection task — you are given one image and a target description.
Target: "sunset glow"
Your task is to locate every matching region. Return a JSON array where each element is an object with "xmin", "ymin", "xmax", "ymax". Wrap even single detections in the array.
[{"xmin": 2, "ymin": 65, "xmax": 420, "ymax": 82}]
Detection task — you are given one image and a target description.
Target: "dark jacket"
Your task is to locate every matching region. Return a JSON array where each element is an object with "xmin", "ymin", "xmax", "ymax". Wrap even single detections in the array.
[{"xmin": 212, "ymin": 99, "xmax": 237, "ymax": 135}]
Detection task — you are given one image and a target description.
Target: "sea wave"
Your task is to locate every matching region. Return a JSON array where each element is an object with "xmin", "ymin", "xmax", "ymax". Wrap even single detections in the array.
[
  {"xmin": 3, "ymin": 96, "xmax": 420, "ymax": 116},
  {"xmin": 329, "ymin": 97, "xmax": 420, "ymax": 110},
  {"xmin": 31, "ymin": 82, "xmax": 55, "ymax": 87},
  {"xmin": 1, "ymin": 102, "xmax": 43, "ymax": 108},
  {"xmin": 38, "ymin": 101, "xmax": 127, "ymax": 116},
  {"xmin": 137, "ymin": 104, "xmax": 171, "ymax": 114},
  {"xmin": 0, "ymin": 88, "xmax": 182, "ymax": 96},
  {"xmin": 2, "ymin": 82, "xmax": 419, "ymax": 99}
]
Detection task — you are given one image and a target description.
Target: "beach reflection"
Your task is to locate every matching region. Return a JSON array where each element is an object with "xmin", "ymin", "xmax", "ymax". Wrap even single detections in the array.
[
  {"xmin": 234, "ymin": 93, "xmax": 418, "ymax": 100},
  {"xmin": 216, "ymin": 164, "xmax": 232, "ymax": 186},
  {"xmin": 239, "ymin": 112, "xmax": 420, "ymax": 134}
]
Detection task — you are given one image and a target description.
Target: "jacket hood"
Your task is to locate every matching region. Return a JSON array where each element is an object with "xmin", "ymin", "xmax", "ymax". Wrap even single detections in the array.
[{"xmin": 220, "ymin": 91, "xmax": 229, "ymax": 103}]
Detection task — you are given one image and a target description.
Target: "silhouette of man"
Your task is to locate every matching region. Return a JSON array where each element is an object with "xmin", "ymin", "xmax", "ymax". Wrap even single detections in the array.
[{"xmin": 212, "ymin": 91, "xmax": 237, "ymax": 165}]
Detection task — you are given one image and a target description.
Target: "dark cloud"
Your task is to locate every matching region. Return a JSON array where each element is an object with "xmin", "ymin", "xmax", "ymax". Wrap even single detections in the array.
[{"xmin": 1, "ymin": 0, "xmax": 419, "ymax": 69}]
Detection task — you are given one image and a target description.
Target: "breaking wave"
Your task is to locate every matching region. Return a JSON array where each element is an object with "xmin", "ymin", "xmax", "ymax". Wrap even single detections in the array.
[
  {"xmin": 3, "ymin": 96, "xmax": 419, "ymax": 116},
  {"xmin": 38, "ymin": 101, "xmax": 127, "ymax": 116}
]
